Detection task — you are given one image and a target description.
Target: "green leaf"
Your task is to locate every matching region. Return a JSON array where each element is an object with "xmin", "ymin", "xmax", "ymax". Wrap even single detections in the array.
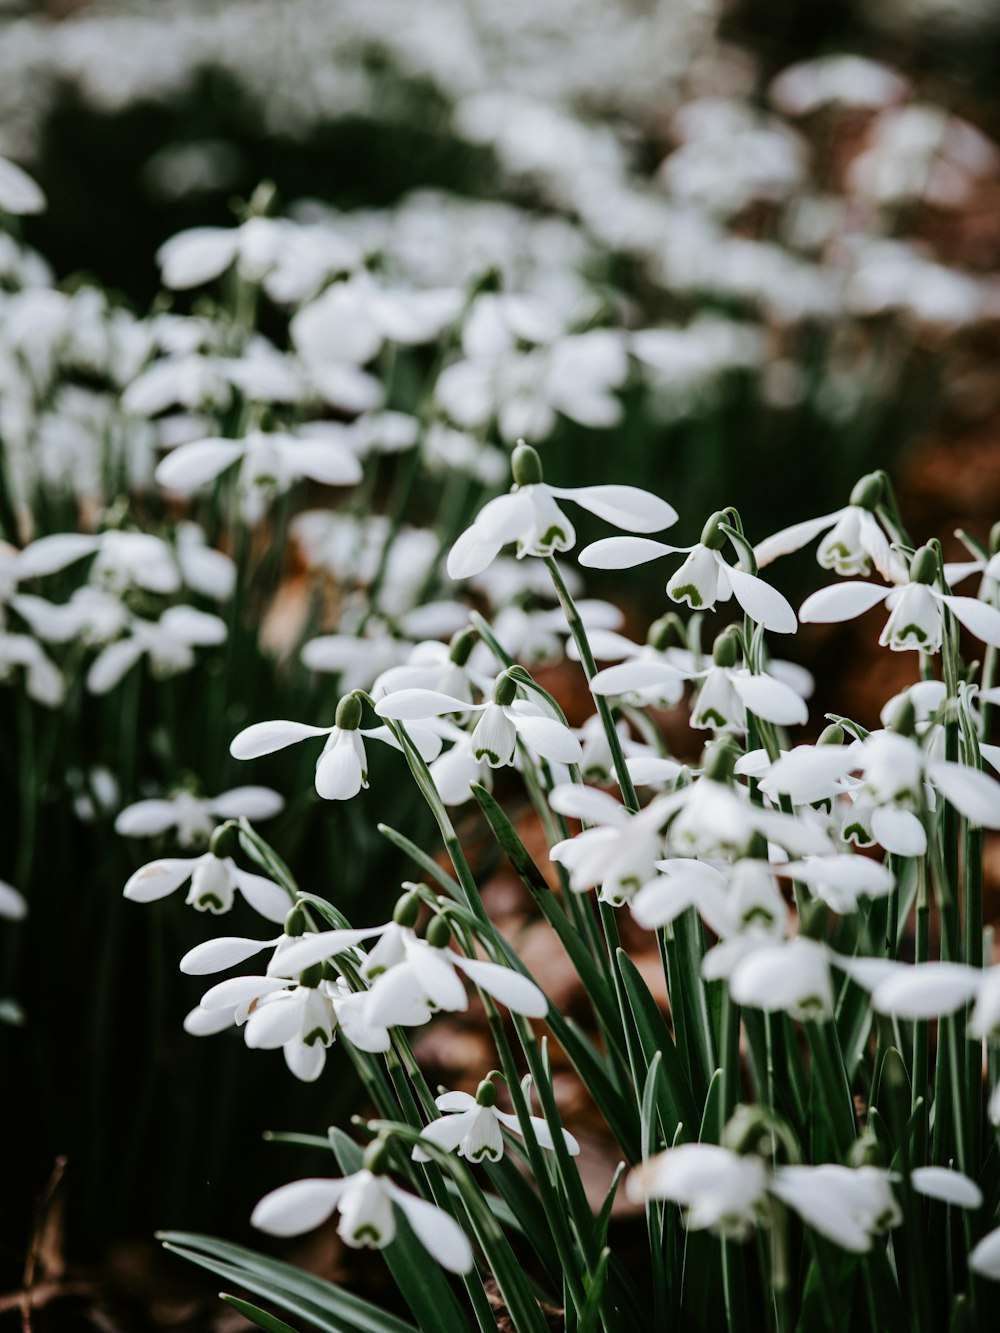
[
  {"xmin": 159, "ymin": 1234, "xmax": 417, "ymax": 1333},
  {"xmin": 578, "ymin": 1249, "xmax": 611, "ymax": 1333},
  {"xmin": 617, "ymin": 949, "xmax": 698, "ymax": 1136},
  {"xmin": 220, "ymin": 1292, "xmax": 301, "ymax": 1332},
  {"xmin": 377, "ymin": 823, "xmax": 461, "ymax": 898}
]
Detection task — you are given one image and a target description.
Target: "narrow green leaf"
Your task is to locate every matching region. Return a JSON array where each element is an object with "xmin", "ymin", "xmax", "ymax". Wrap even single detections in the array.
[
  {"xmin": 220, "ymin": 1292, "xmax": 301, "ymax": 1332},
  {"xmin": 618, "ymin": 949, "xmax": 698, "ymax": 1135},
  {"xmin": 377, "ymin": 823, "xmax": 461, "ymax": 898}
]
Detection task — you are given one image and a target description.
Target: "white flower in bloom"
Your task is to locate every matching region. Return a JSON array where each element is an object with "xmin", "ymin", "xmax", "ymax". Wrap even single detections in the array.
[
  {"xmin": 16, "ymin": 529, "xmax": 182, "ymax": 596},
  {"xmin": 0, "ymin": 631, "xmax": 64, "ymax": 706},
  {"xmin": 581, "ymin": 536, "xmax": 797, "ymax": 634},
  {"xmin": 626, "ymin": 1144, "xmax": 768, "ymax": 1239},
  {"xmin": 447, "ymin": 447, "xmax": 676, "ymax": 581},
  {"xmin": 230, "ymin": 709, "xmax": 446, "ymax": 802},
  {"xmin": 115, "ymin": 786, "xmax": 283, "ymax": 846},
  {"xmin": 375, "ymin": 679, "xmax": 583, "ymax": 771},
  {"xmin": 800, "ymin": 573, "xmax": 1000, "ymax": 653},
  {"xmin": 755, "ymin": 504, "xmax": 906, "ymax": 583},
  {"xmin": 728, "ymin": 937, "xmax": 835, "ymax": 1020},
  {"xmin": 272, "ymin": 921, "xmax": 548, "ymax": 1026},
  {"xmin": 770, "ymin": 1165, "xmax": 901, "ymax": 1253},
  {"xmin": 593, "ymin": 656, "xmax": 808, "ymax": 732},
  {"xmin": 833, "ymin": 956, "xmax": 982, "ymax": 1020},
  {"xmin": 548, "ymin": 784, "xmax": 671, "ymax": 905},
  {"xmin": 156, "ymin": 429, "xmax": 361, "ymax": 523},
  {"xmin": 251, "ymin": 1169, "xmax": 473, "ymax": 1273},
  {"xmin": 0, "ymin": 157, "xmax": 46, "ymax": 215},
  {"xmin": 414, "ymin": 1089, "xmax": 579, "ymax": 1164},
  {"xmin": 87, "ymin": 606, "xmax": 226, "ymax": 694},
  {"xmin": 124, "ymin": 851, "xmax": 288, "ymax": 922}
]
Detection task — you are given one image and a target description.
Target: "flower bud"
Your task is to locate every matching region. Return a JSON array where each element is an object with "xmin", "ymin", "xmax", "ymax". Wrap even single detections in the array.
[
  {"xmin": 849, "ymin": 1131, "xmax": 887, "ymax": 1170},
  {"xmin": 885, "ymin": 694, "xmax": 916, "ymax": 738},
  {"xmin": 336, "ymin": 693, "xmax": 363, "ymax": 731},
  {"xmin": 298, "ymin": 962, "xmax": 324, "ymax": 989},
  {"xmin": 722, "ymin": 1104, "xmax": 777, "ymax": 1158},
  {"xmin": 393, "ymin": 891, "xmax": 421, "ymax": 928},
  {"xmin": 703, "ymin": 739, "xmax": 738, "ymax": 783},
  {"xmin": 712, "ymin": 628, "xmax": 740, "ymax": 669},
  {"xmin": 492, "ymin": 672, "xmax": 518, "ymax": 708},
  {"xmin": 817, "ymin": 722, "xmax": 845, "ymax": 747},
  {"xmin": 449, "ymin": 627, "xmax": 477, "ymax": 667},
  {"xmin": 425, "ymin": 914, "xmax": 452, "ymax": 949},
  {"xmin": 990, "ymin": 521, "xmax": 1000, "ymax": 556},
  {"xmin": 647, "ymin": 614, "xmax": 681, "ymax": 652},
  {"xmin": 284, "ymin": 904, "xmax": 308, "ymax": 936},
  {"xmin": 849, "ymin": 473, "xmax": 883, "ymax": 511},
  {"xmin": 475, "ymin": 1078, "xmax": 498, "ymax": 1108},
  {"xmin": 512, "ymin": 442, "xmax": 543, "ymax": 487},
  {"xmin": 362, "ymin": 1135, "xmax": 393, "ymax": 1176},
  {"xmin": 209, "ymin": 821, "xmax": 240, "ymax": 858},
  {"xmin": 908, "ymin": 545, "xmax": 938, "ymax": 586},
  {"xmin": 700, "ymin": 510, "xmax": 729, "ymax": 551}
]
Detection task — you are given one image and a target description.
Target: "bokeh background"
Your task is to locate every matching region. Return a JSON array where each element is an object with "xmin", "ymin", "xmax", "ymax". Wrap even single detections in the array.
[{"xmin": 3, "ymin": 0, "xmax": 1000, "ymax": 1326}]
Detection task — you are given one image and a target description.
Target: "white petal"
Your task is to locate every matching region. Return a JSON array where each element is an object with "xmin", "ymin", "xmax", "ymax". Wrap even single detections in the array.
[
  {"xmin": 269, "ymin": 927, "xmax": 382, "ymax": 976},
  {"xmin": 16, "ymin": 533, "xmax": 101, "ymax": 579},
  {"xmin": 434, "ymin": 1091, "xmax": 478, "ymax": 1113},
  {"xmin": 970, "ymin": 1226, "xmax": 1000, "ymax": 1279},
  {"xmin": 87, "ymin": 639, "xmax": 145, "ymax": 695},
  {"xmin": 0, "ymin": 157, "xmax": 46, "ymax": 214},
  {"xmin": 552, "ymin": 485, "xmax": 677, "ymax": 533},
  {"xmin": 115, "ymin": 799, "xmax": 183, "ymax": 837},
  {"xmin": 509, "ymin": 712, "xmax": 583, "ymax": 764},
  {"xmin": 799, "ymin": 581, "xmax": 889, "ymax": 623},
  {"xmin": 234, "ymin": 869, "xmax": 292, "ymax": 923},
  {"xmin": 230, "ymin": 720, "xmax": 331, "ymax": 760},
  {"xmin": 375, "ymin": 689, "xmax": 479, "ymax": 720},
  {"xmin": 251, "ymin": 1177, "xmax": 350, "ymax": 1236},
  {"xmin": 549, "ymin": 784, "xmax": 628, "ymax": 826},
  {"xmin": 755, "ymin": 513, "xmax": 842, "ymax": 567},
  {"xmin": 494, "ymin": 1109, "xmax": 581, "ymax": 1156},
  {"xmin": 871, "ymin": 962, "xmax": 981, "ymax": 1019},
  {"xmin": 180, "ymin": 935, "xmax": 279, "ymax": 975},
  {"xmin": 927, "ymin": 760, "xmax": 1000, "ymax": 829},
  {"xmin": 315, "ymin": 733, "xmax": 365, "ymax": 800},
  {"xmin": 728, "ymin": 568, "xmax": 797, "ymax": 634},
  {"xmin": 869, "ymin": 806, "xmax": 927, "ymax": 857},
  {"xmin": 454, "ymin": 957, "xmax": 547, "ymax": 1017},
  {"xmin": 157, "ymin": 228, "xmax": 239, "ymax": 289},
  {"xmin": 200, "ymin": 975, "xmax": 287, "ymax": 1009},
  {"xmin": 387, "ymin": 1184, "xmax": 474, "ymax": 1273},
  {"xmin": 732, "ymin": 672, "xmax": 808, "ymax": 726},
  {"xmin": 245, "ymin": 996, "xmax": 304, "ymax": 1049},
  {"xmin": 578, "ymin": 537, "xmax": 678, "ymax": 570},
  {"xmin": 627, "ymin": 756, "xmax": 684, "ymax": 786},
  {"xmin": 413, "ymin": 1111, "xmax": 476, "ymax": 1161},
  {"xmin": 941, "ymin": 595, "xmax": 1000, "ymax": 648},
  {"xmin": 590, "ymin": 660, "xmax": 686, "ymax": 695},
  {"xmin": 277, "ymin": 440, "xmax": 363, "ymax": 487},
  {"xmin": 124, "ymin": 857, "xmax": 197, "ymax": 903},
  {"xmin": 210, "ymin": 786, "xmax": 285, "ymax": 821},
  {"xmin": 160, "ymin": 606, "xmax": 228, "ymax": 646},
  {"xmin": 285, "ymin": 1041, "xmax": 327, "ymax": 1082},
  {"xmin": 156, "ymin": 439, "xmax": 244, "ymax": 492},
  {"xmin": 0, "ymin": 880, "xmax": 27, "ymax": 920},
  {"xmin": 183, "ymin": 1004, "xmax": 236, "ymax": 1036},
  {"xmin": 911, "ymin": 1167, "xmax": 982, "ymax": 1209}
]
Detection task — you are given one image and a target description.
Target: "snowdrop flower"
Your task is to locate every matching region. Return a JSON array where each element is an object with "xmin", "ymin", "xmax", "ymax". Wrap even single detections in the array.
[
  {"xmin": 626, "ymin": 1143, "xmax": 768, "ymax": 1239},
  {"xmin": 0, "ymin": 631, "xmax": 64, "ymax": 706},
  {"xmin": 371, "ymin": 629, "xmax": 484, "ymax": 710},
  {"xmin": 87, "ymin": 606, "xmax": 227, "ymax": 694},
  {"xmin": 115, "ymin": 786, "xmax": 283, "ymax": 845},
  {"xmin": 375, "ymin": 669, "xmax": 583, "ymax": 771},
  {"xmin": 252, "ymin": 1149, "xmax": 473, "ymax": 1273},
  {"xmin": 174, "ymin": 522, "xmax": 237, "ymax": 601},
  {"xmin": 833, "ymin": 956, "xmax": 982, "ymax": 1021},
  {"xmin": 755, "ymin": 733, "xmax": 863, "ymax": 807},
  {"xmin": 446, "ymin": 442, "xmax": 676, "ymax": 581},
  {"xmin": 273, "ymin": 907, "xmax": 547, "ymax": 1027},
  {"xmin": 770, "ymin": 1165, "xmax": 901, "ymax": 1253},
  {"xmin": 0, "ymin": 157, "xmax": 45, "ymax": 215},
  {"xmin": 0, "ymin": 880, "xmax": 27, "ymax": 921},
  {"xmin": 755, "ymin": 475, "xmax": 906, "ymax": 583},
  {"xmin": 16, "ymin": 529, "xmax": 182, "ymax": 596},
  {"xmin": 800, "ymin": 545, "xmax": 1000, "ymax": 653},
  {"xmin": 156, "ymin": 428, "xmax": 362, "ymax": 523},
  {"xmin": 414, "ymin": 1078, "xmax": 579, "ymax": 1164},
  {"xmin": 782, "ymin": 854, "xmax": 895, "ymax": 914},
  {"xmin": 582, "ymin": 511, "xmax": 797, "ymax": 635},
  {"xmin": 971, "ymin": 1228, "xmax": 1000, "ymax": 1281},
  {"xmin": 157, "ymin": 216, "xmax": 330, "ymax": 292},
  {"xmin": 548, "ymin": 784, "xmax": 673, "ymax": 905},
  {"xmin": 230, "ymin": 694, "xmax": 445, "ymax": 801},
  {"xmin": 729, "ymin": 937, "xmax": 836, "ymax": 1021},
  {"xmin": 124, "ymin": 850, "xmax": 289, "ymax": 922}
]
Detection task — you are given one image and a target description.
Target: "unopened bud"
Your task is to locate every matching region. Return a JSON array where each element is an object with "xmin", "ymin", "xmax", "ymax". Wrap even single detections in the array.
[
  {"xmin": 336, "ymin": 694, "xmax": 363, "ymax": 731},
  {"xmin": 475, "ymin": 1078, "xmax": 498, "ymax": 1107},
  {"xmin": 849, "ymin": 473, "xmax": 883, "ymax": 511},
  {"xmin": 362, "ymin": 1136, "xmax": 393, "ymax": 1176},
  {"xmin": 818, "ymin": 723, "xmax": 845, "ymax": 746},
  {"xmin": 909, "ymin": 545, "xmax": 938, "ymax": 586},
  {"xmin": 700, "ymin": 510, "xmax": 728, "ymax": 551},
  {"xmin": 449, "ymin": 627, "xmax": 477, "ymax": 667},
  {"xmin": 492, "ymin": 672, "xmax": 518, "ymax": 707},
  {"xmin": 712, "ymin": 629, "xmax": 740, "ymax": 669},
  {"xmin": 886, "ymin": 694, "xmax": 916, "ymax": 737},
  {"xmin": 512, "ymin": 442, "xmax": 543, "ymax": 487},
  {"xmin": 209, "ymin": 822, "xmax": 239, "ymax": 858},
  {"xmin": 284, "ymin": 904, "xmax": 307, "ymax": 937},
  {"xmin": 425, "ymin": 914, "xmax": 452, "ymax": 949},
  {"xmin": 703, "ymin": 740, "xmax": 738, "ymax": 783},
  {"xmin": 393, "ymin": 891, "xmax": 421, "ymax": 928}
]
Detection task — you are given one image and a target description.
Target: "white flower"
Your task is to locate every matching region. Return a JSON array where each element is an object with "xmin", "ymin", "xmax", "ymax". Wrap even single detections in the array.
[
  {"xmin": 230, "ymin": 702, "xmax": 446, "ymax": 801},
  {"xmin": 799, "ymin": 559, "xmax": 1000, "ymax": 653},
  {"xmin": 729, "ymin": 937, "xmax": 835, "ymax": 1022},
  {"xmin": 414, "ymin": 1088, "xmax": 579, "ymax": 1164},
  {"xmin": 770, "ymin": 1165, "xmax": 900, "ymax": 1253},
  {"xmin": 626, "ymin": 1143, "xmax": 768, "ymax": 1239},
  {"xmin": 156, "ymin": 429, "xmax": 361, "ymax": 523},
  {"xmin": 581, "ymin": 534, "xmax": 797, "ymax": 634},
  {"xmin": 16, "ymin": 530, "xmax": 182, "ymax": 596},
  {"xmin": 833, "ymin": 956, "xmax": 982, "ymax": 1020},
  {"xmin": 115, "ymin": 786, "xmax": 283, "ymax": 845},
  {"xmin": 375, "ymin": 676, "xmax": 583, "ymax": 771},
  {"xmin": 0, "ymin": 632, "xmax": 64, "ymax": 706},
  {"xmin": 124, "ymin": 851, "xmax": 289, "ymax": 922},
  {"xmin": 251, "ymin": 1168, "xmax": 473, "ymax": 1273},
  {"xmin": 87, "ymin": 606, "xmax": 227, "ymax": 694},
  {"xmin": 756, "ymin": 501, "xmax": 905, "ymax": 583},
  {"xmin": 447, "ymin": 443, "xmax": 676, "ymax": 581},
  {"xmin": 548, "ymin": 784, "xmax": 671, "ymax": 905}
]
